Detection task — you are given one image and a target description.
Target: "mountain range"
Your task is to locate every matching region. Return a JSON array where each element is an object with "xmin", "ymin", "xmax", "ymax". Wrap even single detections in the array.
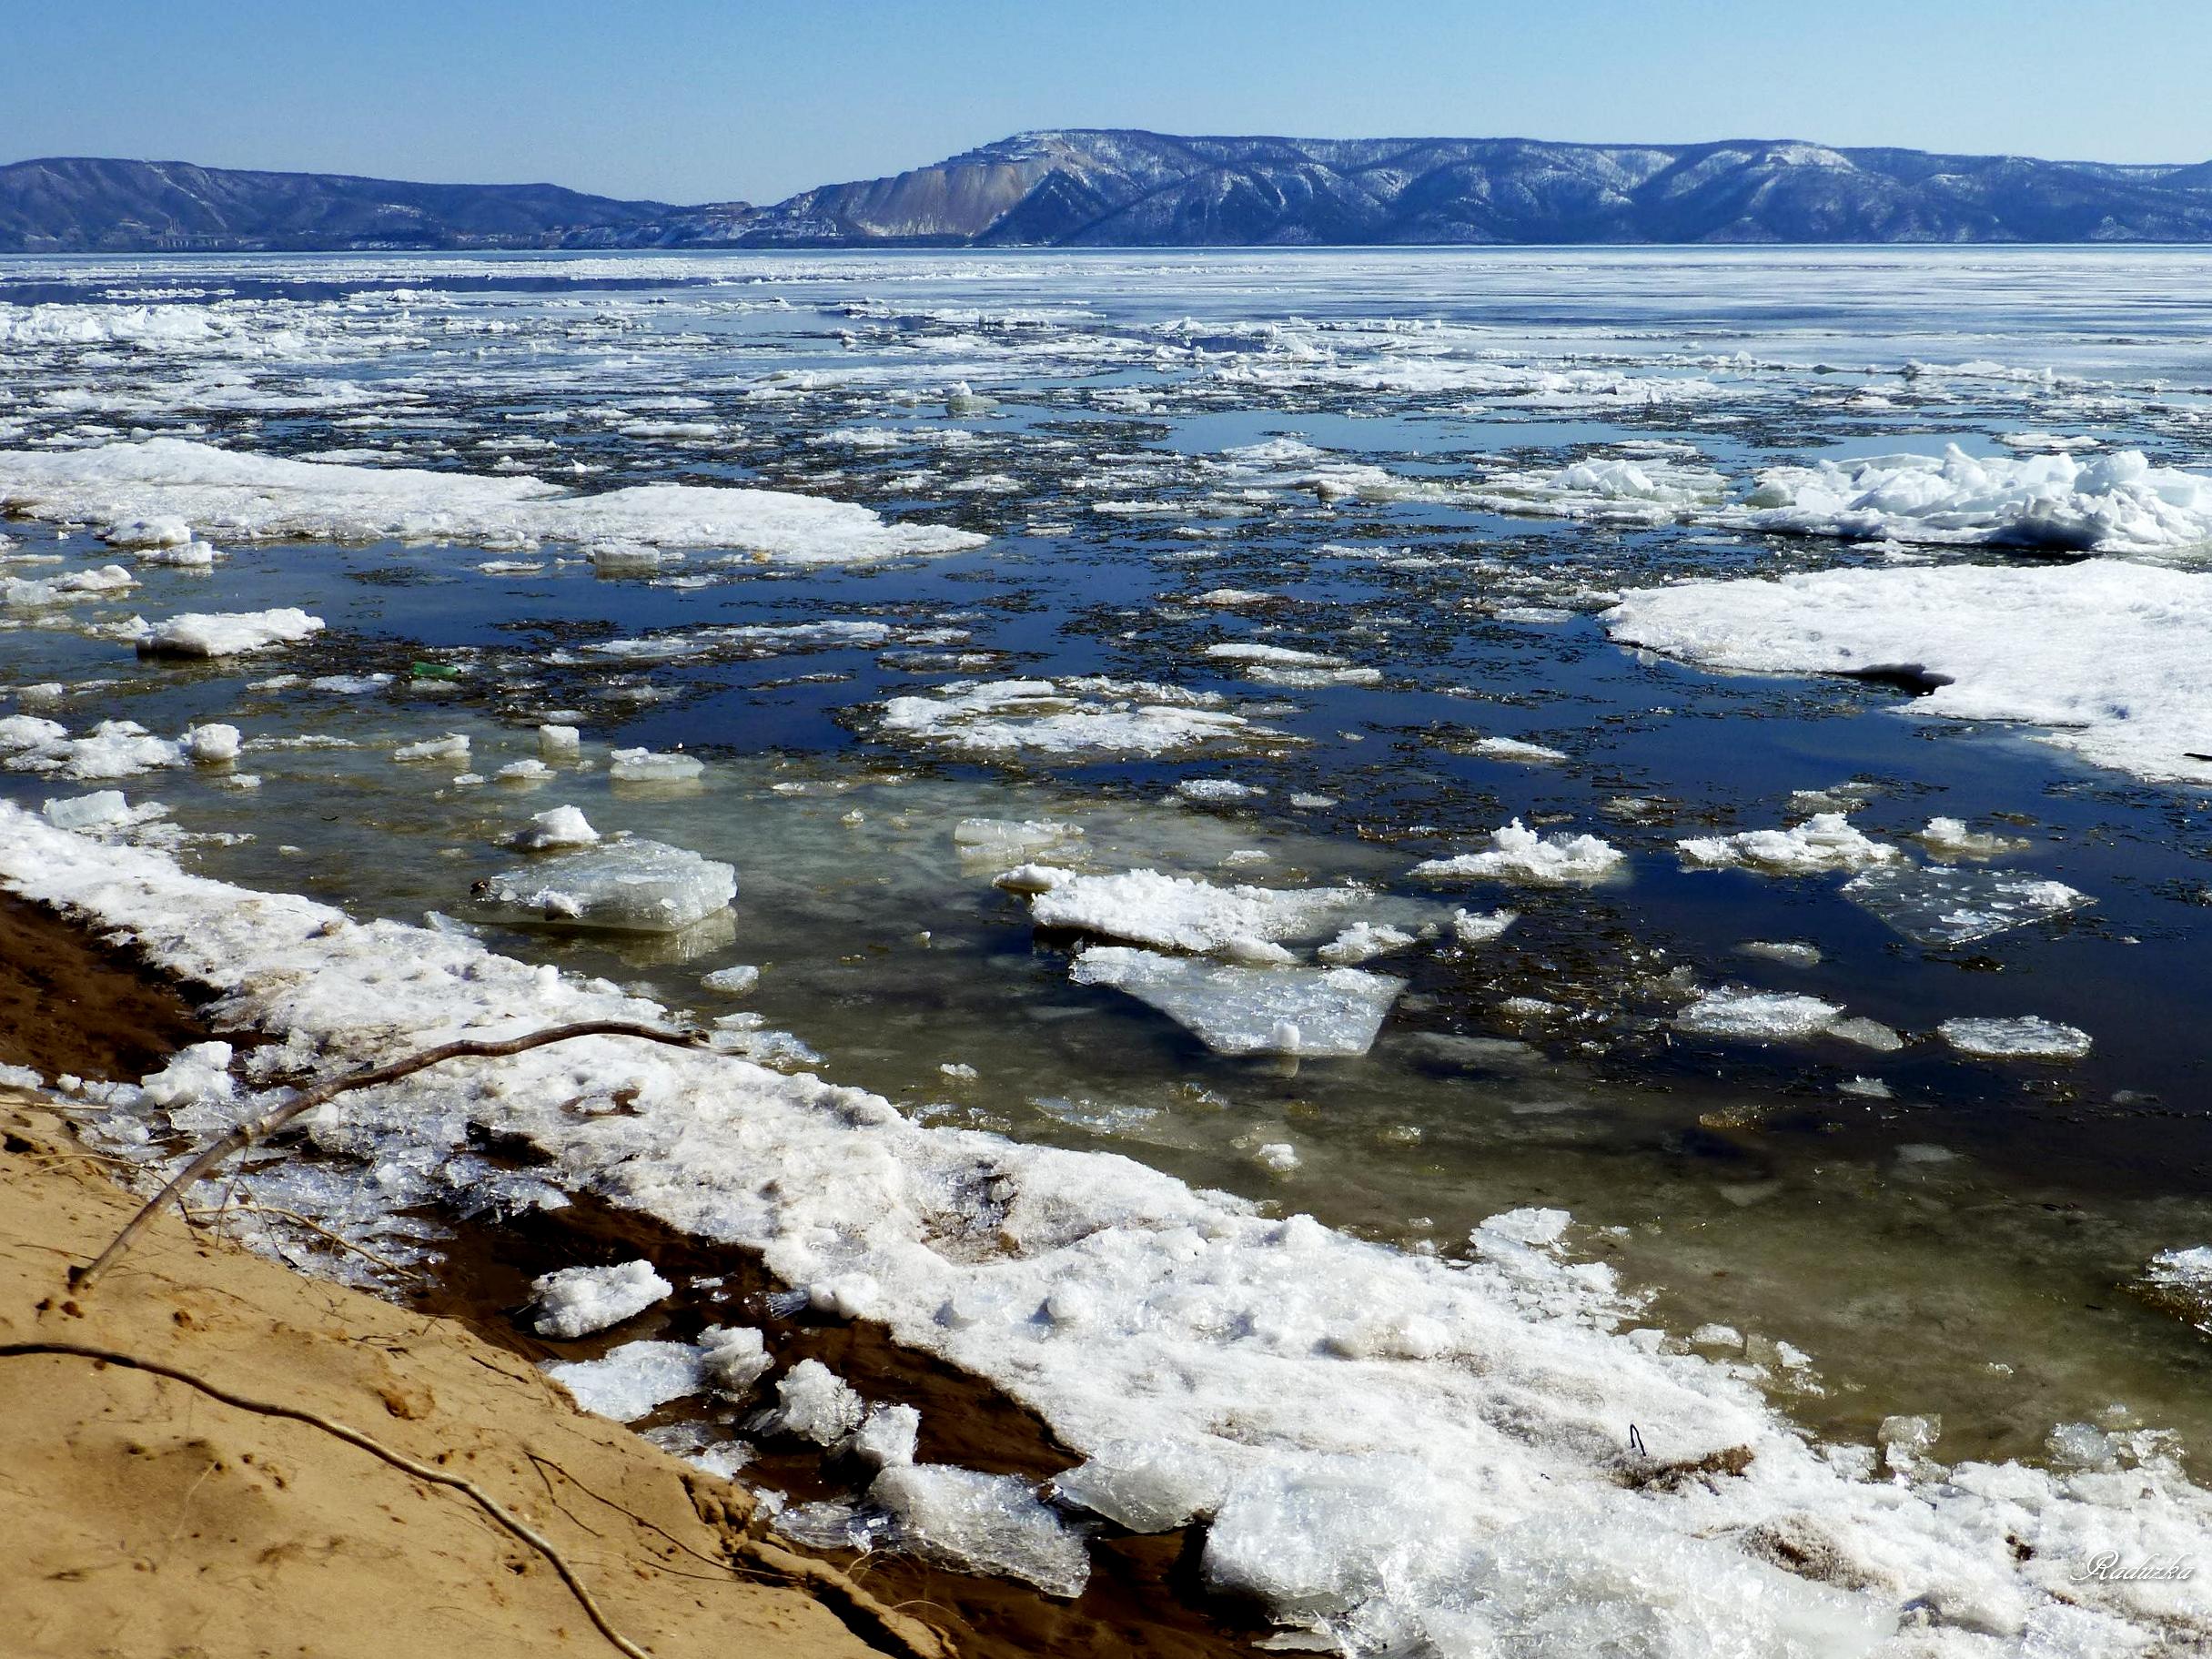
[{"xmin": 13, "ymin": 130, "xmax": 2212, "ymax": 252}]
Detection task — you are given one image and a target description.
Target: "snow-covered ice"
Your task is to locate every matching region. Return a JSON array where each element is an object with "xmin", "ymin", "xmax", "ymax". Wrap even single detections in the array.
[
  {"xmin": 1733, "ymin": 445, "xmax": 2212, "ymax": 554},
  {"xmin": 1411, "ymin": 820, "xmax": 1625, "ymax": 885},
  {"xmin": 135, "ymin": 607, "xmax": 325, "ymax": 658},
  {"xmin": 878, "ymin": 677, "xmax": 1283, "ymax": 760},
  {"xmin": 1608, "ymin": 561, "xmax": 2212, "ymax": 784},
  {"xmin": 529, "ymin": 1259, "xmax": 672, "ymax": 1339},
  {"xmin": 0, "ymin": 438, "xmax": 985, "ymax": 565},
  {"xmin": 1678, "ymin": 814, "xmax": 1902, "ymax": 875},
  {"xmin": 1027, "ymin": 868, "xmax": 1371, "ymax": 956}
]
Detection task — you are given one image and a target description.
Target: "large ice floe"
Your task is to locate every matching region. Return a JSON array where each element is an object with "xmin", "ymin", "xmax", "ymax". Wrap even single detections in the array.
[
  {"xmin": 1608, "ymin": 560, "xmax": 2212, "ymax": 784},
  {"xmin": 0, "ymin": 438, "xmax": 984, "ymax": 564},
  {"xmin": 4, "ymin": 805, "xmax": 2209, "ymax": 1655},
  {"xmin": 875, "ymin": 677, "xmax": 1288, "ymax": 759},
  {"xmin": 1731, "ymin": 446, "xmax": 2212, "ymax": 554}
]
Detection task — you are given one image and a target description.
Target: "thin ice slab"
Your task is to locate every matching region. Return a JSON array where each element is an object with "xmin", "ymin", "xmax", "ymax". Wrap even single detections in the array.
[
  {"xmin": 471, "ymin": 837, "xmax": 735, "ymax": 933},
  {"xmin": 1071, "ymin": 945, "xmax": 1402, "ymax": 1057},
  {"xmin": 1842, "ymin": 864, "xmax": 2090, "ymax": 946}
]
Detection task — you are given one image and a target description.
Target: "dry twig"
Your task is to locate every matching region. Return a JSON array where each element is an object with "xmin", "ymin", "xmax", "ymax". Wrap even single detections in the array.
[{"xmin": 72, "ymin": 1020, "xmax": 702, "ymax": 1292}]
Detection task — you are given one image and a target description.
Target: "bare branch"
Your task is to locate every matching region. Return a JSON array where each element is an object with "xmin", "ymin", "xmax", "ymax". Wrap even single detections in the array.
[{"xmin": 73, "ymin": 1020, "xmax": 703, "ymax": 1292}]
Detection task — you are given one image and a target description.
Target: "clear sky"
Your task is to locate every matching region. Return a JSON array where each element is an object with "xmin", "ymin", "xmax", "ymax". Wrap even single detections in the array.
[{"xmin": 13, "ymin": 1, "xmax": 2212, "ymax": 206}]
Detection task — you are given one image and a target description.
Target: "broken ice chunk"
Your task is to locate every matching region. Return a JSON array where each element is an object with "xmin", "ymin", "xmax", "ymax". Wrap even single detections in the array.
[
  {"xmin": 471, "ymin": 838, "xmax": 735, "ymax": 932},
  {"xmin": 42, "ymin": 790, "xmax": 133, "ymax": 832},
  {"xmin": 1739, "ymin": 940, "xmax": 1823, "ymax": 968},
  {"xmin": 1053, "ymin": 1440, "xmax": 1227, "ymax": 1533},
  {"xmin": 1466, "ymin": 735, "xmax": 1569, "ymax": 764},
  {"xmin": 1071, "ymin": 946, "xmax": 1402, "ymax": 1057},
  {"xmin": 1841, "ymin": 864, "xmax": 2090, "ymax": 946},
  {"xmin": 768, "ymin": 1358, "xmax": 867, "ymax": 1445},
  {"xmin": 609, "ymin": 746, "xmax": 704, "ymax": 784},
  {"xmin": 1029, "ymin": 868, "xmax": 1371, "ymax": 956},
  {"xmin": 1937, "ymin": 1016, "xmax": 2092, "ymax": 1060},
  {"xmin": 1412, "ymin": 819, "xmax": 1624, "ymax": 885},
  {"xmin": 1678, "ymin": 814, "xmax": 1901, "ymax": 875},
  {"xmin": 538, "ymin": 723, "xmax": 581, "ymax": 760},
  {"xmin": 1918, "ymin": 816, "xmax": 2032, "ymax": 859},
  {"xmin": 868, "ymin": 1463, "xmax": 1090, "ymax": 1599},
  {"xmin": 181, "ymin": 723, "xmax": 241, "ymax": 763},
  {"xmin": 136, "ymin": 608, "xmax": 325, "ymax": 658},
  {"xmin": 1675, "ymin": 988, "xmax": 1844, "ymax": 1043},
  {"xmin": 1316, "ymin": 921, "xmax": 1416, "ymax": 965},
  {"xmin": 701, "ymin": 964, "xmax": 761, "ymax": 995},
  {"xmin": 507, "ymin": 804, "xmax": 600, "ymax": 851},
  {"xmin": 542, "ymin": 1340, "xmax": 704, "ymax": 1421},
  {"xmin": 1450, "ymin": 907, "xmax": 1517, "ymax": 945},
  {"xmin": 953, "ymin": 816, "xmax": 1084, "ymax": 867},
  {"xmin": 697, "ymin": 1325, "xmax": 774, "ymax": 1396},
  {"xmin": 529, "ymin": 1259, "xmax": 672, "ymax": 1339},
  {"xmin": 2136, "ymin": 1247, "xmax": 2212, "ymax": 1330},
  {"xmin": 852, "ymin": 1403, "xmax": 922, "ymax": 1470},
  {"xmin": 393, "ymin": 733, "xmax": 470, "ymax": 764}
]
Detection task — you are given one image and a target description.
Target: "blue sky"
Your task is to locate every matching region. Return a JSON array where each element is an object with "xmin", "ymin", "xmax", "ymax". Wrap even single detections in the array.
[{"xmin": 13, "ymin": 1, "xmax": 2212, "ymax": 204}]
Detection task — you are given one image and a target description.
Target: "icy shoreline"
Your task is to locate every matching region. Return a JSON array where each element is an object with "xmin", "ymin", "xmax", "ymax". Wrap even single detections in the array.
[{"xmin": 1, "ymin": 804, "xmax": 2206, "ymax": 1656}]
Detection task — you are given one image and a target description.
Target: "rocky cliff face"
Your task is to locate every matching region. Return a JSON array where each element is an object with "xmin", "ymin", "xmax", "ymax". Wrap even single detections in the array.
[{"xmin": 10, "ymin": 132, "xmax": 2212, "ymax": 252}]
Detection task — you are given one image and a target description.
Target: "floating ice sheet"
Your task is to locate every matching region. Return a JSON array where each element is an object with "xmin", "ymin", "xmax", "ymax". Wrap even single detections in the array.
[
  {"xmin": 1679, "ymin": 814, "xmax": 1902, "ymax": 875},
  {"xmin": 1028, "ymin": 868, "xmax": 1370, "ymax": 956},
  {"xmin": 1733, "ymin": 444, "xmax": 2212, "ymax": 554},
  {"xmin": 1675, "ymin": 988, "xmax": 1845, "ymax": 1044},
  {"xmin": 878, "ymin": 676, "xmax": 1285, "ymax": 759},
  {"xmin": 471, "ymin": 838, "xmax": 735, "ymax": 933},
  {"xmin": 1071, "ymin": 946, "xmax": 1403, "ymax": 1057},
  {"xmin": 1608, "ymin": 560, "xmax": 2212, "ymax": 785},
  {"xmin": 1842, "ymin": 864, "xmax": 2091, "ymax": 946},
  {"xmin": 135, "ymin": 607, "xmax": 325, "ymax": 658},
  {"xmin": 1412, "ymin": 820, "xmax": 1624, "ymax": 885},
  {"xmin": 1938, "ymin": 1016, "xmax": 2094, "ymax": 1061},
  {"xmin": 0, "ymin": 437, "xmax": 985, "ymax": 564}
]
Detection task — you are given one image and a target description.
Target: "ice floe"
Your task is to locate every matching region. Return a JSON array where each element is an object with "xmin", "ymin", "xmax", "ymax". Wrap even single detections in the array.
[
  {"xmin": 1608, "ymin": 560, "xmax": 2212, "ymax": 784},
  {"xmin": 1937, "ymin": 1016, "xmax": 2094, "ymax": 1061},
  {"xmin": 0, "ymin": 438, "xmax": 985, "ymax": 564},
  {"xmin": 1411, "ymin": 820, "xmax": 1625, "ymax": 885},
  {"xmin": 1841, "ymin": 865, "xmax": 2091, "ymax": 946},
  {"xmin": 1026, "ymin": 868, "xmax": 1372, "ymax": 957},
  {"xmin": 135, "ymin": 607, "xmax": 325, "ymax": 658},
  {"xmin": 3, "ymin": 806, "xmax": 2208, "ymax": 1654},
  {"xmin": 877, "ymin": 677, "xmax": 1286, "ymax": 759},
  {"xmin": 1070, "ymin": 946, "xmax": 1404, "ymax": 1057},
  {"xmin": 529, "ymin": 1259, "xmax": 672, "ymax": 1339},
  {"xmin": 1678, "ymin": 814, "xmax": 1902, "ymax": 875},
  {"xmin": 543, "ymin": 1340, "xmax": 704, "ymax": 1421},
  {"xmin": 470, "ymin": 838, "xmax": 735, "ymax": 932},
  {"xmin": 1734, "ymin": 445, "xmax": 2212, "ymax": 554}
]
